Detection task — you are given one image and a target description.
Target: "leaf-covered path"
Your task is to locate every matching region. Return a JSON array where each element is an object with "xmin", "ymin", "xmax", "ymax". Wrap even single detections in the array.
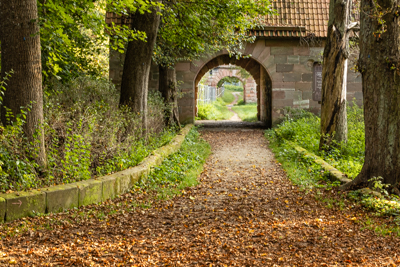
[{"xmin": 1, "ymin": 128, "xmax": 400, "ymax": 266}]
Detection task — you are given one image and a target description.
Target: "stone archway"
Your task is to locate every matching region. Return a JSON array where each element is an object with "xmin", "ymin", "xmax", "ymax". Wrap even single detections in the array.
[
  {"xmin": 208, "ymin": 66, "xmax": 258, "ymax": 104},
  {"xmin": 193, "ymin": 56, "xmax": 272, "ymax": 125},
  {"xmin": 111, "ymin": 39, "xmax": 331, "ymax": 127},
  {"xmin": 175, "ymin": 40, "xmax": 275, "ymax": 127}
]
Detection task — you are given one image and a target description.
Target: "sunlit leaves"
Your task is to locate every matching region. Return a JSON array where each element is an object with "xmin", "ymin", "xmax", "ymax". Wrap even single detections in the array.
[{"xmin": 154, "ymin": 0, "xmax": 275, "ymax": 67}]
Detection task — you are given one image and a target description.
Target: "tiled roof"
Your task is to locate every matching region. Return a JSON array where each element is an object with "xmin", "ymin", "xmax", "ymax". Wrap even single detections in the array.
[
  {"xmin": 106, "ymin": 0, "xmax": 330, "ymax": 38},
  {"xmin": 106, "ymin": 12, "xmax": 132, "ymax": 27},
  {"xmin": 255, "ymin": 0, "xmax": 330, "ymax": 38}
]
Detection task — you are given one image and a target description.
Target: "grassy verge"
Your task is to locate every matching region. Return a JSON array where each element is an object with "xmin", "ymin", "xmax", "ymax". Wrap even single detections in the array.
[
  {"xmin": 138, "ymin": 127, "xmax": 211, "ymax": 200},
  {"xmin": 265, "ymin": 106, "xmax": 400, "ymax": 237},
  {"xmin": 271, "ymin": 105, "xmax": 364, "ymax": 179},
  {"xmin": 0, "ymin": 127, "xmax": 211, "ymax": 238},
  {"xmin": 0, "ymin": 76, "xmax": 176, "ymax": 192},
  {"xmin": 232, "ymin": 104, "xmax": 258, "ymax": 122},
  {"xmin": 221, "ymin": 84, "xmax": 244, "ymax": 104}
]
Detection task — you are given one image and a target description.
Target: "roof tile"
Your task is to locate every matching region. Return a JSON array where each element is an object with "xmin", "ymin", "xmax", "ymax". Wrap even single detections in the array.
[{"xmin": 261, "ymin": 0, "xmax": 329, "ymax": 38}]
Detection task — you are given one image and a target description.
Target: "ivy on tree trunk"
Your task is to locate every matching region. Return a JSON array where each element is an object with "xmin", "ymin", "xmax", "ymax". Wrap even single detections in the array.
[
  {"xmin": 0, "ymin": 0, "xmax": 46, "ymax": 167},
  {"xmin": 341, "ymin": 0, "xmax": 400, "ymax": 191},
  {"xmin": 319, "ymin": 0, "xmax": 352, "ymax": 149},
  {"xmin": 119, "ymin": 3, "xmax": 161, "ymax": 130},
  {"xmin": 159, "ymin": 65, "xmax": 180, "ymax": 127}
]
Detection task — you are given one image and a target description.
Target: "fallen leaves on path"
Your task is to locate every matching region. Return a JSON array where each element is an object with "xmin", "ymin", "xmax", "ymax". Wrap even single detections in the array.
[{"xmin": 1, "ymin": 129, "xmax": 400, "ymax": 266}]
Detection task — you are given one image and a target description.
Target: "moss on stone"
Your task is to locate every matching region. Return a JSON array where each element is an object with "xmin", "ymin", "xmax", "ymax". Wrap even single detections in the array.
[
  {"xmin": 97, "ymin": 175, "xmax": 119, "ymax": 201},
  {"xmin": 0, "ymin": 197, "xmax": 5, "ymax": 223},
  {"xmin": 76, "ymin": 180, "xmax": 103, "ymax": 207},
  {"xmin": 289, "ymin": 141, "xmax": 352, "ymax": 184},
  {"xmin": 0, "ymin": 190, "xmax": 46, "ymax": 222},
  {"xmin": 45, "ymin": 184, "xmax": 79, "ymax": 213}
]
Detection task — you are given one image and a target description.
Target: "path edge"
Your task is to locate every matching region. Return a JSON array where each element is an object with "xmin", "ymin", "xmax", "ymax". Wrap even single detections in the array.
[
  {"xmin": 0, "ymin": 124, "xmax": 194, "ymax": 223},
  {"xmin": 286, "ymin": 140, "xmax": 352, "ymax": 184}
]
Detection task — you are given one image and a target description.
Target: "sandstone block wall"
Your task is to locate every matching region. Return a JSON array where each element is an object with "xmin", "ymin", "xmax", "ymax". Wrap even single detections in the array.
[{"xmin": 109, "ymin": 38, "xmax": 363, "ymax": 126}]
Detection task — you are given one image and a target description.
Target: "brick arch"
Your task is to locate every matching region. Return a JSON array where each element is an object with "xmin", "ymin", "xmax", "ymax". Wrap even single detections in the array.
[
  {"xmin": 194, "ymin": 54, "xmax": 264, "ymax": 87},
  {"xmin": 210, "ymin": 68, "xmax": 245, "ymax": 87},
  {"xmin": 173, "ymin": 39, "xmax": 325, "ymax": 126},
  {"xmin": 206, "ymin": 67, "xmax": 258, "ymax": 104},
  {"xmin": 190, "ymin": 53, "xmax": 272, "ymax": 126}
]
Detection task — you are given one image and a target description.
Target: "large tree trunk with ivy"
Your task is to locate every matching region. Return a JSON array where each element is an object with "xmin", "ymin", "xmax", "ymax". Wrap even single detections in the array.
[
  {"xmin": 319, "ymin": 0, "xmax": 352, "ymax": 150},
  {"xmin": 340, "ymin": 0, "xmax": 400, "ymax": 191},
  {"xmin": 119, "ymin": 5, "xmax": 161, "ymax": 129},
  {"xmin": 159, "ymin": 65, "xmax": 180, "ymax": 127},
  {"xmin": 0, "ymin": 0, "xmax": 46, "ymax": 166}
]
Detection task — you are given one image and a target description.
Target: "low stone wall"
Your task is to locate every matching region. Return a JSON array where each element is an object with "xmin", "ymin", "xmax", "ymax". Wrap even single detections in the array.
[
  {"xmin": 288, "ymin": 141, "xmax": 352, "ymax": 184},
  {"xmin": 0, "ymin": 124, "xmax": 194, "ymax": 223}
]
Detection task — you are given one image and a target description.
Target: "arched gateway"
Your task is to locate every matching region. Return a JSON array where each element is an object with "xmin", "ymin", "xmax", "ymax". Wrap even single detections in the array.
[
  {"xmin": 190, "ymin": 51, "xmax": 273, "ymax": 126},
  {"xmin": 207, "ymin": 66, "xmax": 258, "ymax": 104},
  {"xmin": 171, "ymin": 38, "xmax": 325, "ymax": 126},
  {"xmin": 108, "ymin": 0, "xmax": 363, "ymax": 127}
]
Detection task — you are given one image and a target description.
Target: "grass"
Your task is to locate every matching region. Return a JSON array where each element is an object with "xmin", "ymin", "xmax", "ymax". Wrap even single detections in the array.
[
  {"xmin": 0, "ymin": 127, "xmax": 211, "ymax": 239},
  {"xmin": 270, "ymin": 104, "xmax": 364, "ymax": 179},
  {"xmin": 221, "ymin": 84, "xmax": 244, "ymax": 104},
  {"xmin": 224, "ymin": 84, "xmax": 243, "ymax": 92},
  {"xmin": 232, "ymin": 103, "xmax": 258, "ymax": 122},
  {"xmin": 136, "ymin": 127, "xmax": 211, "ymax": 200},
  {"xmin": 196, "ymin": 98, "xmax": 233, "ymax": 120},
  {"xmin": 221, "ymin": 90, "xmax": 235, "ymax": 104},
  {"xmin": 265, "ymin": 104, "xmax": 400, "ymax": 237}
]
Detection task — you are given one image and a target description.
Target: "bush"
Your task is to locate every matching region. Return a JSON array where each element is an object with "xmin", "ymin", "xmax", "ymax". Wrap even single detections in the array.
[
  {"xmin": 236, "ymin": 99, "xmax": 245, "ymax": 106},
  {"xmin": 197, "ymin": 104, "xmax": 218, "ymax": 120},
  {"xmin": 0, "ymin": 76, "xmax": 176, "ymax": 192},
  {"xmin": 196, "ymin": 98, "xmax": 233, "ymax": 121}
]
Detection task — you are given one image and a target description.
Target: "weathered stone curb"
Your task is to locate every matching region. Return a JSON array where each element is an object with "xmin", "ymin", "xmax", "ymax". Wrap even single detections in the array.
[
  {"xmin": 285, "ymin": 140, "xmax": 352, "ymax": 184},
  {"xmin": 0, "ymin": 124, "xmax": 193, "ymax": 223}
]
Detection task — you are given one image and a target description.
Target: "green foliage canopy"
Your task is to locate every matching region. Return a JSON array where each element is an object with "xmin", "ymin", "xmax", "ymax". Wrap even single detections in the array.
[
  {"xmin": 38, "ymin": 0, "xmax": 161, "ymax": 82},
  {"xmin": 153, "ymin": 0, "xmax": 275, "ymax": 67}
]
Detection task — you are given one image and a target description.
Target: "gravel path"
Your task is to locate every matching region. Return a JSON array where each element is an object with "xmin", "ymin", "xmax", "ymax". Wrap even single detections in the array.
[{"xmin": 1, "ymin": 128, "xmax": 400, "ymax": 266}]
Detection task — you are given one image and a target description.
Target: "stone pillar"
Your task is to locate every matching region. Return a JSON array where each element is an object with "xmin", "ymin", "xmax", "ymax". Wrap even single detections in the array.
[{"xmin": 259, "ymin": 66, "xmax": 266, "ymax": 122}]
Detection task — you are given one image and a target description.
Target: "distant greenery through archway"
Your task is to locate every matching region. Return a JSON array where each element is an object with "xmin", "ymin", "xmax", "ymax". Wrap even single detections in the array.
[{"xmin": 217, "ymin": 76, "xmax": 241, "ymax": 88}]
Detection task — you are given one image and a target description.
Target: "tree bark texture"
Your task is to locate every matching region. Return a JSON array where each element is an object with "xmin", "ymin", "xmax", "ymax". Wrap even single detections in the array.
[
  {"xmin": 119, "ymin": 5, "xmax": 161, "ymax": 130},
  {"xmin": 159, "ymin": 65, "xmax": 180, "ymax": 127},
  {"xmin": 0, "ymin": 0, "xmax": 46, "ymax": 166},
  {"xmin": 319, "ymin": 0, "xmax": 351, "ymax": 149},
  {"xmin": 341, "ymin": 0, "xmax": 400, "ymax": 190}
]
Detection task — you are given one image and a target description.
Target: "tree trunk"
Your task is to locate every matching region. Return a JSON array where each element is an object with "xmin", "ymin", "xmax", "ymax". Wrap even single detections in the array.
[
  {"xmin": 319, "ymin": 0, "xmax": 351, "ymax": 149},
  {"xmin": 119, "ymin": 5, "xmax": 161, "ymax": 131},
  {"xmin": 341, "ymin": 0, "xmax": 400, "ymax": 190},
  {"xmin": 159, "ymin": 65, "xmax": 180, "ymax": 127},
  {"xmin": 0, "ymin": 0, "xmax": 46, "ymax": 166}
]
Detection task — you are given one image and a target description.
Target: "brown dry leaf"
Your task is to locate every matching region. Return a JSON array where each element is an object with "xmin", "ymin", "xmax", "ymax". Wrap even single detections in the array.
[{"xmin": 0, "ymin": 129, "xmax": 399, "ymax": 266}]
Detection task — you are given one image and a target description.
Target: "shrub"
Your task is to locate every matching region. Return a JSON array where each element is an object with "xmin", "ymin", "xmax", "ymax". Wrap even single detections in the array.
[
  {"xmin": 0, "ymin": 76, "xmax": 176, "ymax": 192},
  {"xmin": 197, "ymin": 104, "xmax": 217, "ymax": 120}
]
